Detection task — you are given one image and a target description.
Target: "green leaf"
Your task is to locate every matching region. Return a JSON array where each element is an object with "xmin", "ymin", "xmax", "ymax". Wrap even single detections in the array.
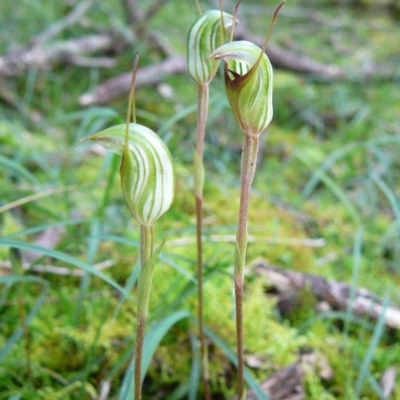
[
  {"xmin": 188, "ymin": 333, "xmax": 200, "ymax": 400},
  {"xmin": 119, "ymin": 310, "xmax": 190, "ymax": 400},
  {"xmin": 355, "ymin": 298, "xmax": 389, "ymax": 397},
  {"xmin": 205, "ymin": 327, "xmax": 269, "ymax": 400},
  {"xmin": 0, "ymin": 275, "xmax": 48, "ymax": 362},
  {"xmin": 0, "ymin": 154, "xmax": 41, "ymax": 188},
  {"xmin": 0, "ymin": 239, "xmax": 130, "ymax": 298}
]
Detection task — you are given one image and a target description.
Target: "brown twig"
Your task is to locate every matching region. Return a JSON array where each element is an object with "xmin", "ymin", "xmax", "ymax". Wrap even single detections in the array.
[
  {"xmin": 165, "ymin": 235, "xmax": 325, "ymax": 248},
  {"xmin": 231, "ymin": 351, "xmax": 333, "ymax": 400},
  {"xmin": 144, "ymin": 0, "xmax": 170, "ymax": 21},
  {"xmin": 233, "ymin": 24, "xmax": 344, "ymax": 79},
  {"xmin": 234, "ymin": 25, "xmax": 400, "ymax": 81},
  {"xmin": 1, "ymin": 30, "xmax": 396, "ymax": 98},
  {"xmin": 0, "ymin": 259, "xmax": 115, "ymax": 277},
  {"xmin": 254, "ymin": 261, "xmax": 400, "ymax": 329},
  {"xmin": 77, "ymin": 27, "xmax": 398, "ymax": 106},
  {"xmin": 122, "ymin": 0, "xmax": 143, "ymax": 25},
  {"xmin": 121, "ymin": 0, "xmax": 172, "ymax": 56},
  {"xmin": 122, "ymin": 0, "xmax": 169, "ymax": 25},
  {"xmin": 0, "ymin": 34, "xmax": 118, "ymax": 79},
  {"xmin": 79, "ymin": 55, "xmax": 186, "ymax": 106}
]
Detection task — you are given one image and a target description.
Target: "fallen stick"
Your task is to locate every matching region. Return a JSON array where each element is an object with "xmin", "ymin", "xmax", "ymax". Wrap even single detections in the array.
[
  {"xmin": 0, "ymin": 259, "xmax": 115, "ymax": 277},
  {"xmin": 232, "ymin": 351, "xmax": 333, "ymax": 400},
  {"xmin": 1, "ymin": 27, "xmax": 396, "ymax": 106},
  {"xmin": 166, "ymin": 234, "xmax": 325, "ymax": 248},
  {"xmin": 79, "ymin": 55, "xmax": 186, "ymax": 106},
  {"xmin": 0, "ymin": 34, "xmax": 117, "ymax": 79},
  {"xmin": 78, "ymin": 32, "xmax": 398, "ymax": 106},
  {"xmin": 253, "ymin": 261, "xmax": 400, "ymax": 330}
]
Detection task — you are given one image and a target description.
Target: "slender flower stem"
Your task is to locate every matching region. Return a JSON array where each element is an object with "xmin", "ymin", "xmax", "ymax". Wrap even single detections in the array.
[
  {"xmin": 10, "ymin": 249, "xmax": 32, "ymax": 378},
  {"xmin": 234, "ymin": 134, "xmax": 259, "ymax": 399},
  {"xmin": 196, "ymin": 83, "xmax": 209, "ymax": 160},
  {"xmin": 134, "ymin": 225, "xmax": 155, "ymax": 400},
  {"xmin": 194, "ymin": 82, "xmax": 211, "ymax": 400}
]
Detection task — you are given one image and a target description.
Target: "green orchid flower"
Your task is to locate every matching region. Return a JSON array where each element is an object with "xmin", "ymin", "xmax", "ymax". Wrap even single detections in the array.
[
  {"xmin": 210, "ymin": 40, "xmax": 273, "ymax": 137},
  {"xmin": 78, "ymin": 123, "xmax": 174, "ymax": 227},
  {"xmin": 187, "ymin": 9, "xmax": 233, "ymax": 84}
]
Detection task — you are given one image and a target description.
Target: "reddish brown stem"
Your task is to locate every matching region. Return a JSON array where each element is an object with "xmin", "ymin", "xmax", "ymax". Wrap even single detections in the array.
[
  {"xmin": 234, "ymin": 275, "xmax": 245, "ymax": 398},
  {"xmin": 194, "ymin": 83, "xmax": 211, "ymax": 399},
  {"xmin": 196, "ymin": 195, "xmax": 211, "ymax": 400},
  {"xmin": 234, "ymin": 134, "xmax": 259, "ymax": 399}
]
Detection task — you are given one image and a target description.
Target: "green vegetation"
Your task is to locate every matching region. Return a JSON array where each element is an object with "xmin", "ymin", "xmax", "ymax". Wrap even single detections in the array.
[{"xmin": 1, "ymin": 0, "xmax": 400, "ymax": 399}]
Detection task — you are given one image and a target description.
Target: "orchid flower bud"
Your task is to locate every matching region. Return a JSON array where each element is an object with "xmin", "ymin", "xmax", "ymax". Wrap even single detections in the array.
[
  {"xmin": 210, "ymin": 40, "xmax": 273, "ymax": 137},
  {"xmin": 187, "ymin": 10, "xmax": 233, "ymax": 84},
  {"xmin": 79, "ymin": 124, "xmax": 174, "ymax": 227}
]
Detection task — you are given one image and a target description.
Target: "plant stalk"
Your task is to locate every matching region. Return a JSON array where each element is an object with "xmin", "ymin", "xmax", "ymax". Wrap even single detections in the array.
[
  {"xmin": 234, "ymin": 134, "xmax": 259, "ymax": 399},
  {"xmin": 10, "ymin": 248, "xmax": 32, "ymax": 378},
  {"xmin": 134, "ymin": 225, "xmax": 155, "ymax": 400},
  {"xmin": 194, "ymin": 82, "xmax": 211, "ymax": 400}
]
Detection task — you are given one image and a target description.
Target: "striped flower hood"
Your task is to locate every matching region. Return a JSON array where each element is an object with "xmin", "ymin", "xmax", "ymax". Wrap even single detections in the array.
[
  {"xmin": 79, "ymin": 124, "xmax": 174, "ymax": 227},
  {"xmin": 210, "ymin": 40, "xmax": 273, "ymax": 137},
  {"xmin": 187, "ymin": 10, "xmax": 233, "ymax": 84}
]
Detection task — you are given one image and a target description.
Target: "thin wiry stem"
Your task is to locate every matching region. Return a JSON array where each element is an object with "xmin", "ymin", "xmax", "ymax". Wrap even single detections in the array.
[
  {"xmin": 134, "ymin": 225, "xmax": 154, "ymax": 400},
  {"xmin": 194, "ymin": 82, "xmax": 211, "ymax": 399},
  {"xmin": 234, "ymin": 134, "xmax": 259, "ymax": 399},
  {"xmin": 10, "ymin": 249, "xmax": 32, "ymax": 378}
]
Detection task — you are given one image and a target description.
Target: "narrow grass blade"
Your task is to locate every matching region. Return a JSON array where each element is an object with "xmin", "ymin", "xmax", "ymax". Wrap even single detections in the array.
[
  {"xmin": 158, "ymin": 103, "xmax": 198, "ymax": 137},
  {"xmin": 151, "ymin": 262, "xmax": 220, "ymax": 323},
  {"xmin": 151, "ymin": 279, "xmax": 196, "ymax": 323},
  {"xmin": 118, "ymin": 310, "xmax": 190, "ymax": 400},
  {"xmin": 7, "ymin": 395, "xmax": 22, "ymax": 400},
  {"xmin": 74, "ymin": 218, "xmax": 101, "ymax": 324},
  {"xmin": 0, "ymin": 239, "xmax": 130, "ymax": 298},
  {"xmin": 166, "ymin": 382, "xmax": 189, "ymax": 400},
  {"xmin": 371, "ymin": 173, "xmax": 400, "ymax": 224},
  {"xmin": 188, "ymin": 333, "xmax": 201, "ymax": 400},
  {"xmin": 56, "ymin": 107, "xmax": 118, "ymax": 123},
  {"xmin": 0, "ymin": 155, "xmax": 41, "ymax": 188},
  {"xmin": 113, "ymin": 258, "xmax": 141, "ymax": 320},
  {"xmin": 296, "ymin": 152, "xmax": 361, "ymax": 224},
  {"xmin": 3, "ymin": 218, "xmax": 87, "ymax": 239},
  {"xmin": 0, "ymin": 275, "xmax": 48, "ymax": 362},
  {"xmin": 96, "ymin": 152, "xmax": 119, "ymax": 217},
  {"xmin": 367, "ymin": 372, "xmax": 386, "ymax": 400},
  {"xmin": 297, "ymin": 311, "xmax": 373, "ymax": 335},
  {"xmin": 204, "ymin": 327, "xmax": 269, "ymax": 400},
  {"xmin": 301, "ymin": 142, "xmax": 358, "ymax": 198},
  {"xmin": 99, "ymin": 235, "xmax": 195, "ymax": 282},
  {"xmin": 354, "ymin": 297, "xmax": 389, "ymax": 396},
  {"xmin": 342, "ymin": 227, "xmax": 364, "ymax": 342},
  {"xmin": 302, "ymin": 135, "xmax": 400, "ymax": 198}
]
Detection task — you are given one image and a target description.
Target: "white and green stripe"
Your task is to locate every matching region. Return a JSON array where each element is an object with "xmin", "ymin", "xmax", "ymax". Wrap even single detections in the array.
[
  {"xmin": 210, "ymin": 40, "xmax": 273, "ymax": 136},
  {"xmin": 80, "ymin": 124, "xmax": 174, "ymax": 227},
  {"xmin": 187, "ymin": 10, "xmax": 233, "ymax": 84}
]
